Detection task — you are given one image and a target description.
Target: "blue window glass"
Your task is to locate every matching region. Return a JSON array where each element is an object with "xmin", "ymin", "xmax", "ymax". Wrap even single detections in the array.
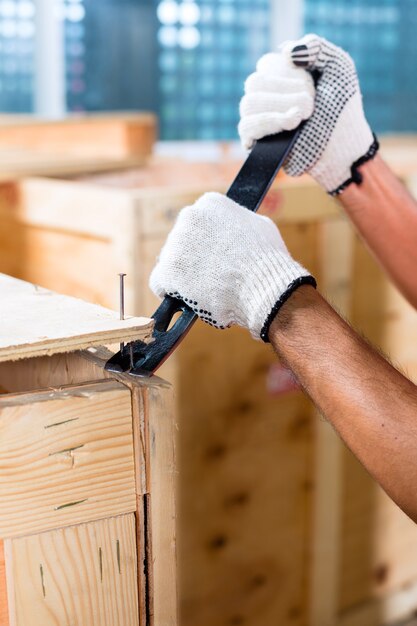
[
  {"xmin": 304, "ymin": 0, "xmax": 417, "ymax": 133},
  {"xmin": 156, "ymin": 0, "xmax": 270, "ymax": 140},
  {"xmin": 0, "ymin": 0, "xmax": 35, "ymax": 113}
]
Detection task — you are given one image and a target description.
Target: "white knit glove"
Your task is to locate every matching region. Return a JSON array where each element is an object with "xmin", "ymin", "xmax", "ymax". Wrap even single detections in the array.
[
  {"xmin": 239, "ymin": 34, "xmax": 378, "ymax": 195},
  {"xmin": 149, "ymin": 192, "xmax": 316, "ymax": 342}
]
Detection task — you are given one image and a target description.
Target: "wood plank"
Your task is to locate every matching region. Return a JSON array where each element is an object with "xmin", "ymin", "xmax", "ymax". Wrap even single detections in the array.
[
  {"xmin": 0, "ymin": 274, "xmax": 152, "ymax": 362},
  {"xmin": 0, "ymin": 154, "xmax": 150, "ymax": 182},
  {"xmin": 5, "ymin": 514, "xmax": 138, "ymax": 626},
  {"xmin": 309, "ymin": 218, "xmax": 354, "ymax": 626},
  {"xmin": 0, "ymin": 178, "xmax": 134, "ymax": 239},
  {"xmin": 0, "ymin": 541, "xmax": 8, "ymax": 626},
  {"xmin": 0, "ymin": 215, "xmax": 121, "ymax": 310},
  {"xmin": 121, "ymin": 375, "xmax": 177, "ymax": 625},
  {"xmin": 0, "ymin": 113, "xmax": 156, "ymax": 180},
  {"xmin": 144, "ymin": 381, "xmax": 178, "ymax": 626},
  {"xmin": 0, "ymin": 112, "xmax": 156, "ymax": 157},
  {"xmin": 0, "ymin": 350, "xmax": 110, "ymax": 394},
  {"xmin": 0, "ymin": 380, "xmax": 136, "ymax": 538}
]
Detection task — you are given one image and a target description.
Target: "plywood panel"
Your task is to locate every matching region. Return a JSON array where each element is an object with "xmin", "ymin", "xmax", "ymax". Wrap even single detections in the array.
[
  {"xmin": 6, "ymin": 514, "xmax": 138, "ymax": 626},
  {"xmin": 0, "ymin": 216, "xmax": 118, "ymax": 309},
  {"xmin": 0, "ymin": 273, "xmax": 152, "ymax": 362},
  {"xmin": 0, "ymin": 380, "xmax": 136, "ymax": 537}
]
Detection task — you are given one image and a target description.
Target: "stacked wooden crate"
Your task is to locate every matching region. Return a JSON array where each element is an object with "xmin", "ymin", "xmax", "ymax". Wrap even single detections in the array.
[
  {"xmin": 0, "ymin": 112, "xmax": 156, "ymax": 180},
  {"xmin": 0, "ymin": 274, "xmax": 177, "ymax": 626},
  {"xmin": 0, "ymin": 136, "xmax": 417, "ymax": 625}
]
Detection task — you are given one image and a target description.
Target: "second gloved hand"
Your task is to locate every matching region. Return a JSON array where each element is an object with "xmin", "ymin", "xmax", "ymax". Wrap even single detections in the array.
[
  {"xmin": 150, "ymin": 192, "xmax": 316, "ymax": 341},
  {"xmin": 239, "ymin": 34, "xmax": 378, "ymax": 195}
]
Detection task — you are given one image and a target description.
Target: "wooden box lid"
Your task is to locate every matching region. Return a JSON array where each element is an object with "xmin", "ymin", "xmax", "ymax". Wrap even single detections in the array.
[{"xmin": 0, "ymin": 274, "xmax": 152, "ymax": 362}]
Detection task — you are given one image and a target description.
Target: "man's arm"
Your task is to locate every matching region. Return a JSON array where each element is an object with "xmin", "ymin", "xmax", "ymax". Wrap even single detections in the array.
[
  {"xmin": 340, "ymin": 155, "xmax": 417, "ymax": 308},
  {"xmin": 240, "ymin": 36, "xmax": 417, "ymax": 306},
  {"xmin": 270, "ymin": 285, "xmax": 417, "ymax": 522}
]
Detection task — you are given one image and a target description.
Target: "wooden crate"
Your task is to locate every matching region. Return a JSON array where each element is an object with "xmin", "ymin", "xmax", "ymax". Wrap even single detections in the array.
[
  {"xmin": 0, "ymin": 274, "xmax": 177, "ymax": 626},
  {"xmin": 0, "ymin": 112, "xmax": 157, "ymax": 181},
  {"xmin": 1, "ymin": 136, "xmax": 417, "ymax": 626}
]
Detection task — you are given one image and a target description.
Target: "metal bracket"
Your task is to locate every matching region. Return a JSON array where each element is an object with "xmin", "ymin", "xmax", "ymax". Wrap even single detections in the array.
[{"xmin": 105, "ymin": 128, "xmax": 302, "ymax": 376}]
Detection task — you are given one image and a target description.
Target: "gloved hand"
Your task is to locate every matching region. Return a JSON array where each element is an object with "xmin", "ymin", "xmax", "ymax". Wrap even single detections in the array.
[
  {"xmin": 149, "ymin": 192, "xmax": 316, "ymax": 341},
  {"xmin": 239, "ymin": 34, "xmax": 378, "ymax": 196}
]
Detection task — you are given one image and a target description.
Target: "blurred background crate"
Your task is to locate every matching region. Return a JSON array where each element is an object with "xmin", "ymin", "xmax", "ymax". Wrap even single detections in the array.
[
  {"xmin": 2, "ymin": 1, "xmax": 417, "ymax": 625},
  {"xmin": 0, "ymin": 112, "xmax": 156, "ymax": 179},
  {"xmin": 0, "ymin": 137, "xmax": 417, "ymax": 626}
]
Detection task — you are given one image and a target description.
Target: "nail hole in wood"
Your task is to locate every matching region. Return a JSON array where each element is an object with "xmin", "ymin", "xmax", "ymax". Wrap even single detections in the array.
[{"xmin": 208, "ymin": 534, "xmax": 228, "ymax": 550}]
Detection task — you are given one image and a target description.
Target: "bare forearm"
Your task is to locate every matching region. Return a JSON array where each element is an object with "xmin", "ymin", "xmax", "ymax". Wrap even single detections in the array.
[
  {"xmin": 340, "ymin": 155, "xmax": 417, "ymax": 308},
  {"xmin": 270, "ymin": 286, "xmax": 417, "ymax": 521}
]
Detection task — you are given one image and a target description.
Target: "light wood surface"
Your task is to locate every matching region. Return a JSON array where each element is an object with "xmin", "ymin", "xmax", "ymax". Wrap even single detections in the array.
[
  {"xmin": 0, "ymin": 274, "xmax": 152, "ymax": 362},
  {"xmin": 69, "ymin": 349, "xmax": 178, "ymax": 625},
  {"xmin": 0, "ymin": 112, "xmax": 156, "ymax": 181},
  {"xmin": 142, "ymin": 381, "xmax": 177, "ymax": 625},
  {"xmin": 308, "ymin": 219, "xmax": 354, "ymax": 626},
  {"xmin": 5, "ymin": 514, "xmax": 138, "ymax": 626},
  {"xmin": 1, "ymin": 138, "xmax": 417, "ymax": 625},
  {"xmin": 0, "ymin": 380, "xmax": 136, "ymax": 538},
  {"xmin": 0, "ymin": 540, "xmax": 8, "ymax": 626},
  {"xmin": 0, "ymin": 350, "xmax": 110, "ymax": 395}
]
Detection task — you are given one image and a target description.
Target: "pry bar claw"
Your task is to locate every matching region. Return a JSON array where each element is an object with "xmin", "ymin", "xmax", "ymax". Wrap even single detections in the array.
[{"xmin": 105, "ymin": 129, "xmax": 301, "ymax": 377}]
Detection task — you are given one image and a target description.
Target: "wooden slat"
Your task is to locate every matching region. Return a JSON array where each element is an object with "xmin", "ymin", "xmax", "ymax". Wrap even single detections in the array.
[
  {"xmin": 0, "ymin": 153, "xmax": 151, "ymax": 182},
  {"xmin": 0, "ymin": 112, "xmax": 155, "ymax": 156},
  {"xmin": 0, "ymin": 540, "xmax": 8, "ymax": 626},
  {"xmin": 0, "ymin": 351, "xmax": 109, "ymax": 394},
  {"xmin": 0, "ymin": 216, "xmax": 120, "ymax": 310},
  {"xmin": 0, "ymin": 178, "xmax": 134, "ymax": 239},
  {"xmin": 0, "ymin": 112, "xmax": 156, "ymax": 180},
  {"xmin": 0, "ymin": 274, "xmax": 152, "ymax": 362},
  {"xmin": 5, "ymin": 514, "xmax": 138, "ymax": 626},
  {"xmin": 144, "ymin": 381, "xmax": 177, "ymax": 626},
  {"xmin": 0, "ymin": 380, "xmax": 136, "ymax": 538},
  {"xmin": 309, "ymin": 218, "xmax": 354, "ymax": 626},
  {"xmin": 123, "ymin": 376, "xmax": 178, "ymax": 625}
]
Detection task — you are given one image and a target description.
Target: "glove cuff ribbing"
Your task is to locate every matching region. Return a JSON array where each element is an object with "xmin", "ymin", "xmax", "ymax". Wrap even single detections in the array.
[
  {"xmin": 330, "ymin": 133, "xmax": 379, "ymax": 196},
  {"xmin": 260, "ymin": 275, "xmax": 317, "ymax": 342}
]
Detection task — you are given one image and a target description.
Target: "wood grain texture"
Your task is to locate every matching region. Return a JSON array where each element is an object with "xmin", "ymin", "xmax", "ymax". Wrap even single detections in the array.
[
  {"xmin": 0, "ymin": 541, "xmax": 8, "ymax": 626},
  {"xmin": 145, "ymin": 382, "xmax": 178, "ymax": 626},
  {"xmin": 0, "ymin": 274, "xmax": 152, "ymax": 362},
  {"xmin": 0, "ymin": 141, "xmax": 416, "ymax": 625},
  {"xmin": 0, "ymin": 380, "xmax": 136, "ymax": 537},
  {"xmin": 0, "ymin": 350, "xmax": 110, "ymax": 395},
  {"xmin": 123, "ymin": 376, "xmax": 178, "ymax": 626},
  {"xmin": 6, "ymin": 514, "xmax": 138, "ymax": 626}
]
